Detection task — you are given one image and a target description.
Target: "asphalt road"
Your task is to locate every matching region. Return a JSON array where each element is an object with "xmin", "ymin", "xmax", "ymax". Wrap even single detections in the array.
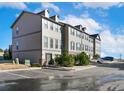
[{"xmin": 0, "ymin": 61, "xmax": 124, "ymax": 91}]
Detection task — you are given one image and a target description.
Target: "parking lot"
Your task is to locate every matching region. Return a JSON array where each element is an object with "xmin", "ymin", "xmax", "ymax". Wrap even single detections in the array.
[{"xmin": 0, "ymin": 61, "xmax": 124, "ymax": 91}]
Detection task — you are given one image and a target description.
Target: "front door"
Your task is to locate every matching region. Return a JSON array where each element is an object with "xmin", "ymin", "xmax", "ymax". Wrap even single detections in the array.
[{"xmin": 46, "ymin": 53, "xmax": 52, "ymax": 65}]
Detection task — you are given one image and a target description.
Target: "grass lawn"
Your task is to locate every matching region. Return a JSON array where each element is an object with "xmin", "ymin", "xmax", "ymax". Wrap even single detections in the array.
[{"xmin": 0, "ymin": 63, "xmax": 28, "ymax": 70}]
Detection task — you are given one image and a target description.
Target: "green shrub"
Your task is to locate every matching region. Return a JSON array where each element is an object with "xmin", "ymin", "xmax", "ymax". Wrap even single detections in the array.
[
  {"xmin": 62, "ymin": 55, "xmax": 75, "ymax": 67},
  {"xmin": 48, "ymin": 59, "xmax": 54, "ymax": 65},
  {"xmin": 54, "ymin": 52, "xmax": 75, "ymax": 67},
  {"xmin": 0, "ymin": 48, "xmax": 3, "ymax": 52},
  {"xmin": 55, "ymin": 55, "xmax": 62, "ymax": 66},
  {"xmin": 55, "ymin": 51, "xmax": 90, "ymax": 67},
  {"xmin": 76, "ymin": 52, "xmax": 90, "ymax": 65},
  {"xmin": 74, "ymin": 54, "xmax": 80, "ymax": 65}
]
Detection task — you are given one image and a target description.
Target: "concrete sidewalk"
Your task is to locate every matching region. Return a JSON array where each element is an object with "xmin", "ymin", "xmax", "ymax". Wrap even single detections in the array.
[{"xmin": 43, "ymin": 65, "xmax": 96, "ymax": 71}]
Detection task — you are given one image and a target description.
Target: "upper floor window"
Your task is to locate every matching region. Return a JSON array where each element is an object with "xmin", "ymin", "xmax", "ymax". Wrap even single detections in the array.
[
  {"xmin": 16, "ymin": 26, "xmax": 19, "ymax": 34},
  {"xmin": 76, "ymin": 31, "xmax": 81, "ymax": 38},
  {"xmin": 55, "ymin": 39, "xmax": 58, "ymax": 49},
  {"xmin": 50, "ymin": 38, "xmax": 54, "ymax": 48},
  {"xmin": 82, "ymin": 33, "xmax": 84, "ymax": 39},
  {"xmin": 55, "ymin": 24, "xmax": 58, "ymax": 32},
  {"xmin": 70, "ymin": 28, "xmax": 75, "ymax": 36},
  {"xmin": 70, "ymin": 41, "xmax": 75, "ymax": 50},
  {"xmin": 85, "ymin": 35, "xmax": 87, "ymax": 40},
  {"xmin": 44, "ymin": 19, "xmax": 48, "ymax": 29},
  {"xmin": 85, "ymin": 45, "xmax": 88, "ymax": 51},
  {"xmin": 16, "ymin": 41, "xmax": 19, "ymax": 50},
  {"xmin": 50, "ymin": 22, "xmax": 54, "ymax": 30},
  {"xmin": 44, "ymin": 36, "xmax": 48, "ymax": 48},
  {"xmin": 76, "ymin": 42, "xmax": 81, "ymax": 50},
  {"xmin": 58, "ymin": 25, "xmax": 61, "ymax": 33},
  {"xmin": 59, "ymin": 40, "xmax": 62, "ymax": 49},
  {"xmin": 82, "ymin": 44, "xmax": 84, "ymax": 50}
]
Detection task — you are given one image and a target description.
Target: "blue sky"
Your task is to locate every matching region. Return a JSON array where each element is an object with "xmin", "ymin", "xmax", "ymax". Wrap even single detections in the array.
[{"xmin": 0, "ymin": 2, "xmax": 124, "ymax": 58}]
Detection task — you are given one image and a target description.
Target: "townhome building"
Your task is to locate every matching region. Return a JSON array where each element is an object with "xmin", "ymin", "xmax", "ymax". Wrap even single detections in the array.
[
  {"xmin": 62, "ymin": 24, "xmax": 94, "ymax": 59},
  {"xmin": 11, "ymin": 9, "xmax": 101, "ymax": 65},
  {"xmin": 90, "ymin": 34, "xmax": 101, "ymax": 56}
]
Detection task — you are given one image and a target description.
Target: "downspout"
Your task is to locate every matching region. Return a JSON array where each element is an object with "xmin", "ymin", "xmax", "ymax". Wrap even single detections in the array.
[{"xmin": 39, "ymin": 16, "xmax": 43, "ymax": 67}]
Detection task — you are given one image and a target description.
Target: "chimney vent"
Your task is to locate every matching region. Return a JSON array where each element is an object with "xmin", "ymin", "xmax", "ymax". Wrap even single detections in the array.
[
  {"xmin": 50, "ymin": 15, "xmax": 59, "ymax": 22},
  {"xmin": 37, "ymin": 9, "xmax": 49, "ymax": 18}
]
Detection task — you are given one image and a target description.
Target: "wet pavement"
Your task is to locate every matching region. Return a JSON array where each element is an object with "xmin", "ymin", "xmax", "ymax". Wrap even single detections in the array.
[
  {"xmin": 0, "ymin": 74, "xmax": 124, "ymax": 91},
  {"xmin": 0, "ymin": 61, "xmax": 124, "ymax": 91}
]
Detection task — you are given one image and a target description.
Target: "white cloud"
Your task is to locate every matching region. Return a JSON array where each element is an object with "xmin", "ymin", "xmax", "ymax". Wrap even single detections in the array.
[
  {"xmin": 62, "ymin": 14, "xmax": 124, "ymax": 58},
  {"xmin": 96, "ymin": 9, "xmax": 108, "ymax": 18},
  {"xmin": 15, "ymin": 13, "xmax": 20, "ymax": 18},
  {"xmin": 33, "ymin": 8, "xmax": 41, "ymax": 13},
  {"xmin": 82, "ymin": 2, "xmax": 124, "ymax": 9},
  {"xmin": 0, "ymin": 2, "xmax": 27, "ymax": 9},
  {"xmin": 81, "ymin": 11, "xmax": 90, "ymax": 18},
  {"xmin": 100, "ymin": 29, "xmax": 124, "ymax": 58},
  {"xmin": 41, "ymin": 2, "xmax": 60, "ymax": 13},
  {"xmin": 73, "ymin": 2, "xmax": 82, "ymax": 9},
  {"xmin": 73, "ymin": 2, "xmax": 124, "ymax": 10},
  {"xmin": 62, "ymin": 15, "xmax": 101, "ymax": 34}
]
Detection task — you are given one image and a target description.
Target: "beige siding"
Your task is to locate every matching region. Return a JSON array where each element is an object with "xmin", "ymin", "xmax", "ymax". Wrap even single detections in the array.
[
  {"xmin": 68, "ymin": 26, "xmax": 93, "ymax": 58},
  {"xmin": 12, "ymin": 13, "xmax": 42, "ymax": 63},
  {"xmin": 42, "ymin": 18, "xmax": 62, "ymax": 63},
  {"xmin": 13, "ymin": 51, "xmax": 41, "ymax": 64},
  {"xmin": 95, "ymin": 39, "xmax": 101, "ymax": 55},
  {"xmin": 11, "ymin": 11, "xmax": 101, "ymax": 64},
  {"xmin": 12, "ymin": 13, "xmax": 42, "ymax": 37},
  {"xmin": 13, "ymin": 33, "xmax": 41, "ymax": 51}
]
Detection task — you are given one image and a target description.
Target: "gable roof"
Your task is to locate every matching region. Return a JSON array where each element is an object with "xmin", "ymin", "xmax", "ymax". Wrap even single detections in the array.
[
  {"xmin": 90, "ymin": 34, "xmax": 101, "ymax": 41},
  {"xmin": 11, "ymin": 10, "xmax": 63, "ymax": 29},
  {"xmin": 59, "ymin": 22, "xmax": 92, "ymax": 37}
]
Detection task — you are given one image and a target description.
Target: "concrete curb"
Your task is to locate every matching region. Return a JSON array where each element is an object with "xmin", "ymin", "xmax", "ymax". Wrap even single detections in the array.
[
  {"xmin": 0, "ymin": 67, "xmax": 41, "ymax": 73},
  {"xmin": 43, "ymin": 65, "xmax": 96, "ymax": 71}
]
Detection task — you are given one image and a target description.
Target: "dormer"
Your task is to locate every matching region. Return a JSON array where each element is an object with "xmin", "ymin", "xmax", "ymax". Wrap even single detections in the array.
[
  {"xmin": 50, "ymin": 15, "xmax": 59, "ymax": 22},
  {"xmin": 75, "ymin": 25, "xmax": 83, "ymax": 30},
  {"xmin": 82, "ymin": 27, "xmax": 86, "ymax": 32},
  {"xmin": 37, "ymin": 9, "xmax": 49, "ymax": 18}
]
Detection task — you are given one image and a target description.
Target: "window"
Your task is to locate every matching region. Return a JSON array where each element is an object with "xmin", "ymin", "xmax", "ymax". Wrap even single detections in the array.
[
  {"xmin": 70, "ymin": 28, "xmax": 75, "ymax": 36},
  {"xmin": 82, "ymin": 44, "xmax": 84, "ymax": 50},
  {"xmin": 50, "ymin": 22, "xmax": 54, "ymax": 30},
  {"xmin": 87, "ymin": 46, "xmax": 89, "ymax": 51},
  {"xmin": 44, "ymin": 19, "xmax": 48, "ymax": 29},
  {"xmin": 55, "ymin": 24, "xmax": 58, "ymax": 32},
  {"xmin": 16, "ymin": 41, "xmax": 19, "ymax": 50},
  {"xmin": 16, "ymin": 26, "xmax": 19, "ymax": 34},
  {"xmin": 55, "ymin": 39, "xmax": 58, "ymax": 49},
  {"xmin": 76, "ymin": 31, "xmax": 81, "ymax": 38},
  {"xmin": 85, "ymin": 34, "xmax": 87, "ymax": 40},
  {"xmin": 58, "ymin": 25, "xmax": 61, "ymax": 33},
  {"xmin": 82, "ymin": 33, "xmax": 84, "ymax": 39},
  {"xmin": 50, "ymin": 38, "xmax": 53, "ymax": 48},
  {"xmin": 87, "ymin": 36, "xmax": 89, "ymax": 40},
  {"xmin": 88, "ymin": 38, "xmax": 90, "ymax": 42},
  {"xmin": 76, "ymin": 42, "xmax": 80, "ymax": 50},
  {"xmin": 85, "ymin": 45, "xmax": 88, "ymax": 51},
  {"xmin": 44, "ymin": 36, "xmax": 48, "ymax": 48},
  {"xmin": 70, "ymin": 41, "xmax": 75, "ymax": 50},
  {"xmin": 59, "ymin": 40, "xmax": 61, "ymax": 49}
]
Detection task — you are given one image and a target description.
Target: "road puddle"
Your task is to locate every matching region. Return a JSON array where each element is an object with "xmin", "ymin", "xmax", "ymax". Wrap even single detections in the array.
[
  {"xmin": 97, "ymin": 74, "xmax": 124, "ymax": 91},
  {"xmin": 0, "ymin": 74, "xmax": 124, "ymax": 91}
]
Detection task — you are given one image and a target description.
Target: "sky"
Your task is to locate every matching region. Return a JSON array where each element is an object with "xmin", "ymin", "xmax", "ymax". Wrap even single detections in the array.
[{"xmin": 0, "ymin": 2, "xmax": 124, "ymax": 58}]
